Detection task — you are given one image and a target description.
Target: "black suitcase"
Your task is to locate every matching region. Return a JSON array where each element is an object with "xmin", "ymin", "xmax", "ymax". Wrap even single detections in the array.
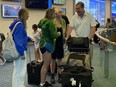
[
  {"xmin": 27, "ymin": 61, "xmax": 42, "ymax": 85},
  {"xmin": 60, "ymin": 52, "xmax": 93, "ymax": 87},
  {"xmin": 67, "ymin": 37, "xmax": 89, "ymax": 52},
  {"xmin": 61, "ymin": 65, "xmax": 92, "ymax": 87},
  {"xmin": 27, "ymin": 42, "xmax": 42, "ymax": 85}
]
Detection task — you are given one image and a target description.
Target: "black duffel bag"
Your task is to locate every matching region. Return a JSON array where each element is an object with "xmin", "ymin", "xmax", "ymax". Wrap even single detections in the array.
[
  {"xmin": 61, "ymin": 65, "xmax": 92, "ymax": 87},
  {"xmin": 67, "ymin": 37, "xmax": 89, "ymax": 52}
]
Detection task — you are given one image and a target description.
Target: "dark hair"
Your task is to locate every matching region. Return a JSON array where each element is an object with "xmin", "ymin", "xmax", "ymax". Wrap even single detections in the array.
[
  {"xmin": 32, "ymin": 24, "xmax": 37, "ymax": 29},
  {"xmin": 76, "ymin": 2, "xmax": 84, "ymax": 8},
  {"xmin": 107, "ymin": 18, "xmax": 111, "ymax": 23}
]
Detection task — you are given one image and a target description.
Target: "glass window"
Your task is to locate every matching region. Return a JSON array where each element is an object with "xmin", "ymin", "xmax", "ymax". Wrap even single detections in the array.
[
  {"xmin": 75, "ymin": 0, "xmax": 105, "ymax": 26},
  {"xmin": 112, "ymin": 1, "xmax": 116, "ymax": 27},
  {"xmin": 112, "ymin": 1, "xmax": 116, "ymax": 17}
]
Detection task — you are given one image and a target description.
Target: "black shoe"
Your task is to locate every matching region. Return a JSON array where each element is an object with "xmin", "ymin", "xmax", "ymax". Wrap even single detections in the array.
[
  {"xmin": 57, "ymin": 78, "xmax": 62, "ymax": 83},
  {"xmin": 39, "ymin": 81, "xmax": 52, "ymax": 87},
  {"xmin": 50, "ymin": 78, "xmax": 55, "ymax": 84},
  {"xmin": 57, "ymin": 73, "xmax": 62, "ymax": 83},
  {"xmin": 50, "ymin": 74, "xmax": 55, "ymax": 84}
]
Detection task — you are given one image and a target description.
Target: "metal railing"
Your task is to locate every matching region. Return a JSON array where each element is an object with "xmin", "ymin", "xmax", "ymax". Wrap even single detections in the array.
[{"xmin": 95, "ymin": 28, "xmax": 116, "ymax": 78}]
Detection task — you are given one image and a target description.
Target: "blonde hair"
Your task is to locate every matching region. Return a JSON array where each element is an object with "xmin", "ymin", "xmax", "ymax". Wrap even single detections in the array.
[
  {"xmin": 45, "ymin": 8, "xmax": 55, "ymax": 20},
  {"xmin": 18, "ymin": 8, "xmax": 29, "ymax": 29},
  {"xmin": 55, "ymin": 7, "xmax": 62, "ymax": 13}
]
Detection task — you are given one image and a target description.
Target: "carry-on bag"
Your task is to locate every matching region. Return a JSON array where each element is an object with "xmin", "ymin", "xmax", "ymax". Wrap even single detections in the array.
[
  {"xmin": 67, "ymin": 37, "xmax": 89, "ymax": 52},
  {"xmin": 67, "ymin": 53, "xmax": 91, "ymax": 70},
  {"xmin": 27, "ymin": 42, "xmax": 42, "ymax": 85},
  {"xmin": 61, "ymin": 65, "xmax": 92, "ymax": 87},
  {"xmin": 60, "ymin": 52, "xmax": 93, "ymax": 87}
]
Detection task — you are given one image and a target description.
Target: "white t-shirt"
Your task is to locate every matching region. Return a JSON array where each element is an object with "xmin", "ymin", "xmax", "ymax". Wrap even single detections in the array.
[
  {"xmin": 70, "ymin": 12, "xmax": 96, "ymax": 38},
  {"xmin": 32, "ymin": 28, "xmax": 41, "ymax": 48}
]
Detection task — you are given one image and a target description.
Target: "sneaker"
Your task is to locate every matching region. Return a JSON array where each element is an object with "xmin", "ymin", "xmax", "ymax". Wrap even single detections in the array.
[
  {"xmin": 37, "ymin": 60, "xmax": 42, "ymax": 63},
  {"xmin": 39, "ymin": 81, "xmax": 52, "ymax": 87}
]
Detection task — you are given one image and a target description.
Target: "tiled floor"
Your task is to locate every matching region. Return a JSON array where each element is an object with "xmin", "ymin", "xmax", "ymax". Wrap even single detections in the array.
[{"xmin": 0, "ymin": 44, "xmax": 116, "ymax": 87}]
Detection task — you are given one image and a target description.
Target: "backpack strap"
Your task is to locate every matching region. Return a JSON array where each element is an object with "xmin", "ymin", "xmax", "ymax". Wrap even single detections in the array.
[{"xmin": 11, "ymin": 22, "xmax": 22, "ymax": 35}]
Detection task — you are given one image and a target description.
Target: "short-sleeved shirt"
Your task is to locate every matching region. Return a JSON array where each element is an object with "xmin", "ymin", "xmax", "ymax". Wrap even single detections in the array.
[
  {"xmin": 70, "ymin": 12, "xmax": 96, "ymax": 38},
  {"xmin": 32, "ymin": 29, "xmax": 41, "ymax": 48}
]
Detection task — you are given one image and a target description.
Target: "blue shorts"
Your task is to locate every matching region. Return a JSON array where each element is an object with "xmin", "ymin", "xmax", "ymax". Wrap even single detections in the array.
[{"xmin": 40, "ymin": 43, "xmax": 54, "ymax": 54}]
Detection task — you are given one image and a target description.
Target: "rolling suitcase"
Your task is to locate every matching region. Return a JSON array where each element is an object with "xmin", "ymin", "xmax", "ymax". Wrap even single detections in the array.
[{"xmin": 27, "ymin": 42, "xmax": 42, "ymax": 85}]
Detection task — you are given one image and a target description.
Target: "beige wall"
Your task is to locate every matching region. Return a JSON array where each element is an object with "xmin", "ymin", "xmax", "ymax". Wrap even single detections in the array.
[
  {"xmin": 105, "ymin": 0, "xmax": 111, "ymax": 23},
  {"xmin": 0, "ymin": 0, "xmax": 74, "ymax": 37}
]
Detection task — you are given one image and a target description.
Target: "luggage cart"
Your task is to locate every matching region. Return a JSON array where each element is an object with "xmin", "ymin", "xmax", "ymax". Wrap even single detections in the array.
[
  {"xmin": 66, "ymin": 37, "xmax": 94, "ymax": 68},
  {"xmin": 61, "ymin": 38, "xmax": 94, "ymax": 87}
]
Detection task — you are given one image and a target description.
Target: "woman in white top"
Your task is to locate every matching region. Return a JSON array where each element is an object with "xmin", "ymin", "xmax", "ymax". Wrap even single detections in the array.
[{"xmin": 32, "ymin": 24, "xmax": 41, "ymax": 62}]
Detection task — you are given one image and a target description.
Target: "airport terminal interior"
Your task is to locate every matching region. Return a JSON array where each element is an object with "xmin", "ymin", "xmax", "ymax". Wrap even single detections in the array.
[
  {"xmin": 0, "ymin": 41, "xmax": 116, "ymax": 87},
  {"xmin": 0, "ymin": 0, "xmax": 116, "ymax": 87}
]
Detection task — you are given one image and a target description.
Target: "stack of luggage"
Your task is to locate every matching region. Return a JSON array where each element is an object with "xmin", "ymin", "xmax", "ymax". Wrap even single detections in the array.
[{"xmin": 60, "ymin": 37, "xmax": 94, "ymax": 87}]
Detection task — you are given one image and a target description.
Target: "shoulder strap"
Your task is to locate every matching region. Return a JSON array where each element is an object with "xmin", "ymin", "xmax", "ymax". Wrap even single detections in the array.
[{"xmin": 11, "ymin": 22, "xmax": 22, "ymax": 35}]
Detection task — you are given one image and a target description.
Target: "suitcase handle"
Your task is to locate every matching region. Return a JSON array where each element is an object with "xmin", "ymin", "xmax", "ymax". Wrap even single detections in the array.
[
  {"xmin": 67, "ymin": 53, "xmax": 86, "ymax": 67},
  {"xmin": 30, "ymin": 60, "xmax": 38, "ymax": 67},
  {"xmin": 30, "ymin": 60, "xmax": 42, "ymax": 67},
  {"xmin": 28, "ymin": 42, "xmax": 36, "ymax": 63}
]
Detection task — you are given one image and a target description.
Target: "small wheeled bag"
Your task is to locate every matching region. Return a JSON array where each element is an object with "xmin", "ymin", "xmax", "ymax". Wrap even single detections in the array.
[{"xmin": 27, "ymin": 42, "xmax": 43, "ymax": 85}]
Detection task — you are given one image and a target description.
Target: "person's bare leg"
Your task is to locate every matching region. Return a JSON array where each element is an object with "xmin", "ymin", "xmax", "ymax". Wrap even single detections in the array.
[
  {"xmin": 57, "ymin": 59, "xmax": 62, "ymax": 83},
  {"xmin": 57, "ymin": 59, "xmax": 62, "ymax": 73},
  {"xmin": 40, "ymin": 51, "xmax": 51, "ymax": 84},
  {"xmin": 50, "ymin": 59, "xmax": 56, "ymax": 84},
  {"xmin": 50, "ymin": 59, "xmax": 56, "ymax": 74},
  {"xmin": 35, "ymin": 48, "xmax": 41, "ymax": 62}
]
